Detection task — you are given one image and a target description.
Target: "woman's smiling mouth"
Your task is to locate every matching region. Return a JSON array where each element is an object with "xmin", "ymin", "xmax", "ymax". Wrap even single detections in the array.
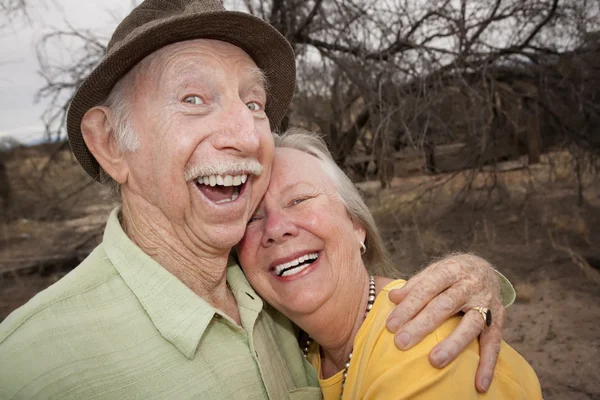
[{"xmin": 272, "ymin": 252, "xmax": 319, "ymax": 277}]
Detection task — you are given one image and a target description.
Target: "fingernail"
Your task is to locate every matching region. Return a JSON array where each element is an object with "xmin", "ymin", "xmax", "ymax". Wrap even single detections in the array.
[
  {"xmin": 395, "ymin": 332, "xmax": 411, "ymax": 349},
  {"xmin": 432, "ymin": 350, "xmax": 448, "ymax": 367},
  {"xmin": 387, "ymin": 318, "xmax": 400, "ymax": 331},
  {"xmin": 482, "ymin": 378, "xmax": 490, "ymax": 392}
]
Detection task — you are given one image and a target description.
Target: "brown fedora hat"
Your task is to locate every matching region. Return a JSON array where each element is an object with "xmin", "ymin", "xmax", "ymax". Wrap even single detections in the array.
[{"xmin": 67, "ymin": 0, "xmax": 296, "ymax": 182}]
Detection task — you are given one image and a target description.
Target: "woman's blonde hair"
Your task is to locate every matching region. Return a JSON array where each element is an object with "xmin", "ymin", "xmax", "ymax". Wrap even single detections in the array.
[{"xmin": 274, "ymin": 128, "xmax": 394, "ymax": 275}]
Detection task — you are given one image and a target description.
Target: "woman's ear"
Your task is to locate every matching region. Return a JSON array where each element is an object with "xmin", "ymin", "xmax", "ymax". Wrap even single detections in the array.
[
  {"xmin": 80, "ymin": 106, "xmax": 129, "ymax": 184},
  {"xmin": 353, "ymin": 219, "xmax": 367, "ymax": 246}
]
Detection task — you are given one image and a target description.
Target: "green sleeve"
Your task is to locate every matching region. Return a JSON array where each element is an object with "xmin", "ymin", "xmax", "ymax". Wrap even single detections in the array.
[{"xmin": 495, "ymin": 269, "xmax": 516, "ymax": 307}]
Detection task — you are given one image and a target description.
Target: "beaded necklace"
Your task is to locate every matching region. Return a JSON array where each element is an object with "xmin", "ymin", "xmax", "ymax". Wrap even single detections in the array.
[{"xmin": 302, "ymin": 276, "xmax": 376, "ymax": 400}]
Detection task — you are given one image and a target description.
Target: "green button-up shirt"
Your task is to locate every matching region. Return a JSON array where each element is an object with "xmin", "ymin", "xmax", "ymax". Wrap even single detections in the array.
[{"xmin": 0, "ymin": 208, "xmax": 320, "ymax": 400}]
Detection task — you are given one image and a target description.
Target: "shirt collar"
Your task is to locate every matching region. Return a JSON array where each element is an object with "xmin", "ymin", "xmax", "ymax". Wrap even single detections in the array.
[
  {"xmin": 102, "ymin": 207, "xmax": 262, "ymax": 359},
  {"xmin": 226, "ymin": 257, "xmax": 264, "ymax": 327}
]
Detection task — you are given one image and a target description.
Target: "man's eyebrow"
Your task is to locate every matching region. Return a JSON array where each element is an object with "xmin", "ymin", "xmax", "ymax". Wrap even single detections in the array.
[{"xmin": 243, "ymin": 66, "xmax": 269, "ymax": 92}]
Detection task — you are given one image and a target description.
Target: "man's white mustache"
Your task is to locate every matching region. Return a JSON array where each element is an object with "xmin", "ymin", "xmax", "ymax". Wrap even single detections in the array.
[{"xmin": 184, "ymin": 159, "xmax": 263, "ymax": 182}]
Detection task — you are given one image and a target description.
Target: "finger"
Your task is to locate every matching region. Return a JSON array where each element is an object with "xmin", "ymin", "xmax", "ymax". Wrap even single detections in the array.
[
  {"xmin": 428, "ymin": 308, "xmax": 484, "ymax": 368},
  {"xmin": 392, "ymin": 286, "xmax": 465, "ymax": 350},
  {"xmin": 388, "ymin": 285, "xmax": 409, "ymax": 305},
  {"xmin": 475, "ymin": 306, "xmax": 505, "ymax": 393},
  {"xmin": 461, "ymin": 297, "xmax": 493, "ymax": 314},
  {"xmin": 386, "ymin": 271, "xmax": 428, "ymax": 332},
  {"xmin": 388, "ymin": 271, "xmax": 423, "ymax": 304},
  {"xmin": 386, "ymin": 284, "xmax": 428, "ymax": 334},
  {"xmin": 386, "ymin": 267, "xmax": 456, "ymax": 333}
]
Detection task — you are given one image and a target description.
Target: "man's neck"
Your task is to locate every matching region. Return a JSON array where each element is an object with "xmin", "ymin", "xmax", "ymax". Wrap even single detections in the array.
[{"xmin": 120, "ymin": 200, "xmax": 241, "ymax": 324}]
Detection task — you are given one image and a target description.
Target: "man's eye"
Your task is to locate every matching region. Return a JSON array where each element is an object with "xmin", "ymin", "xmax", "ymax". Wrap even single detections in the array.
[
  {"xmin": 246, "ymin": 101, "xmax": 262, "ymax": 111},
  {"xmin": 183, "ymin": 95, "xmax": 204, "ymax": 105}
]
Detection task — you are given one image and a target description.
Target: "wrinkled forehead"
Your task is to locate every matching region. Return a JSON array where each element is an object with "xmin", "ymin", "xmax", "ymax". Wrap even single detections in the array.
[
  {"xmin": 270, "ymin": 147, "xmax": 334, "ymax": 191},
  {"xmin": 134, "ymin": 38, "xmax": 267, "ymax": 89}
]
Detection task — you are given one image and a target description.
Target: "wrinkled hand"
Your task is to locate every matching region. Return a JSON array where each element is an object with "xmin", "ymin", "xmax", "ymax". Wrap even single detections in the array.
[{"xmin": 385, "ymin": 253, "xmax": 505, "ymax": 393}]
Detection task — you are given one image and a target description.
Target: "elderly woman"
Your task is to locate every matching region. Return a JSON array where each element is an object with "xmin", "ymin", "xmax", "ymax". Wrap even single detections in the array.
[{"xmin": 237, "ymin": 129, "xmax": 542, "ymax": 399}]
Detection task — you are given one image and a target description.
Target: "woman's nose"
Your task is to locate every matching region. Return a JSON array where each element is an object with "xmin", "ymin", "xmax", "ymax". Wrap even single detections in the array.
[{"xmin": 261, "ymin": 211, "xmax": 299, "ymax": 247}]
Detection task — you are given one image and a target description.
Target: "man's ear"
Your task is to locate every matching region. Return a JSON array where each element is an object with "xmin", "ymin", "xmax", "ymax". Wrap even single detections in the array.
[{"xmin": 80, "ymin": 106, "xmax": 129, "ymax": 184}]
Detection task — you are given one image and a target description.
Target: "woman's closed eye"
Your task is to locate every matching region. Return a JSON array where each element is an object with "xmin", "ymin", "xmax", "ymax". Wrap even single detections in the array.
[
  {"xmin": 247, "ymin": 214, "xmax": 263, "ymax": 225},
  {"xmin": 290, "ymin": 196, "xmax": 310, "ymax": 206}
]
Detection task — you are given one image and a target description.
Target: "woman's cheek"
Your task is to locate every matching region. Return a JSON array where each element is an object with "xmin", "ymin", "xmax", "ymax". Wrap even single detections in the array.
[
  {"xmin": 239, "ymin": 226, "xmax": 259, "ymax": 254},
  {"xmin": 302, "ymin": 212, "xmax": 322, "ymax": 228}
]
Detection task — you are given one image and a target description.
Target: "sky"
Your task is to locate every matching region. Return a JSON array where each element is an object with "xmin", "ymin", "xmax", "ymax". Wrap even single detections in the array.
[
  {"xmin": 0, "ymin": 0, "xmax": 252, "ymax": 145},
  {"xmin": 0, "ymin": 0, "xmax": 583, "ymax": 146},
  {"xmin": 0, "ymin": 0, "xmax": 133, "ymax": 144}
]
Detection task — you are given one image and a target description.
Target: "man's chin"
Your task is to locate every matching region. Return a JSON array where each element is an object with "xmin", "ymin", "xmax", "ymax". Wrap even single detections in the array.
[
  {"xmin": 188, "ymin": 189, "xmax": 257, "ymax": 249},
  {"xmin": 191, "ymin": 220, "xmax": 248, "ymax": 252}
]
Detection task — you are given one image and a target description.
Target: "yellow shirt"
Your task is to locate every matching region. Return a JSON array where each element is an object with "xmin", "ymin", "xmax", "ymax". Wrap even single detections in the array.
[{"xmin": 309, "ymin": 280, "xmax": 542, "ymax": 400}]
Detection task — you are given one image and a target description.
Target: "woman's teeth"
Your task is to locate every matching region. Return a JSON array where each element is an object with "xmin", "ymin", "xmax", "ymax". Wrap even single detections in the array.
[{"xmin": 274, "ymin": 252, "xmax": 318, "ymax": 277}]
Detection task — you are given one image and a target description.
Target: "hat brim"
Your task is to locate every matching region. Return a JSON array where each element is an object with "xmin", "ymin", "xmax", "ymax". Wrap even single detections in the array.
[{"xmin": 67, "ymin": 11, "xmax": 296, "ymax": 182}]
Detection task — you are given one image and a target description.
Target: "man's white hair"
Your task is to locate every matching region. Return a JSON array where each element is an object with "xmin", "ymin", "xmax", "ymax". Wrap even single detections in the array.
[
  {"xmin": 274, "ymin": 128, "xmax": 394, "ymax": 275},
  {"xmin": 98, "ymin": 68, "xmax": 140, "ymax": 199}
]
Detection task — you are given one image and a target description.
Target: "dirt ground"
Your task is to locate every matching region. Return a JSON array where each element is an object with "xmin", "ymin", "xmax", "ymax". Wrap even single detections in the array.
[
  {"xmin": 370, "ymin": 187, "xmax": 600, "ymax": 400},
  {"xmin": 1, "ymin": 147, "xmax": 599, "ymax": 399}
]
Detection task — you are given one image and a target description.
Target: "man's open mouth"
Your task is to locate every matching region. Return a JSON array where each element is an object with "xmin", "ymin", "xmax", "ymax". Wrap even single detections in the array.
[
  {"xmin": 194, "ymin": 173, "xmax": 248, "ymax": 204},
  {"xmin": 273, "ymin": 252, "xmax": 319, "ymax": 277}
]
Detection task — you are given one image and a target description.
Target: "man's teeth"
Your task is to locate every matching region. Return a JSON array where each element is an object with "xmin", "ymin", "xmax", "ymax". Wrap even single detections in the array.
[
  {"xmin": 214, "ymin": 192, "xmax": 239, "ymax": 204},
  {"xmin": 196, "ymin": 174, "xmax": 248, "ymax": 187},
  {"xmin": 274, "ymin": 252, "xmax": 319, "ymax": 277},
  {"xmin": 194, "ymin": 173, "xmax": 246, "ymax": 204}
]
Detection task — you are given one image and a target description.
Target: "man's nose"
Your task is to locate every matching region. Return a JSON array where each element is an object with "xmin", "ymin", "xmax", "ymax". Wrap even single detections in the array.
[
  {"xmin": 261, "ymin": 210, "xmax": 299, "ymax": 247},
  {"xmin": 212, "ymin": 99, "xmax": 263, "ymax": 155}
]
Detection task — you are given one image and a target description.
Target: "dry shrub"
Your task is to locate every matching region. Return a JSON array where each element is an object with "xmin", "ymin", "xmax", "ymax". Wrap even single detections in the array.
[
  {"xmin": 482, "ymin": 215, "xmax": 497, "ymax": 245},
  {"xmin": 369, "ymin": 190, "xmax": 423, "ymax": 219},
  {"xmin": 415, "ymin": 223, "xmax": 450, "ymax": 258},
  {"xmin": 544, "ymin": 151, "xmax": 576, "ymax": 182},
  {"xmin": 548, "ymin": 229, "xmax": 600, "ymax": 286},
  {"xmin": 515, "ymin": 282, "xmax": 535, "ymax": 303},
  {"xmin": 548, "ymin": 212, "xmax": 591, "ymax": 244}
]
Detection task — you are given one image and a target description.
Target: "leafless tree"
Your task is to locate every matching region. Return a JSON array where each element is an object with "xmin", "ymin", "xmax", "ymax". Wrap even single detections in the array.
[
  {"xmin": 32, "ymin": 1, "xmax": 140, "ymax": 141},
  {"xmin": 31, "ymin": 0, "xmax": 600, "ymax": 192},
  {"xmin": 0, "ymin": 0, "xmax": 53, "ymax": 29},
  {"xmin": 36, "ymin": 28, "xmax": 109, "ymax": 141},
  {"xmin": 0, "ymin": 0, "xmax": 28, "ymax": 25},
  {"xmin": 236, "ymin": 0, "xmax": 600, "ymax": 187},
  {"xmin": 0, "ymin": 0, "xmax": 37, "ymax": 213}
]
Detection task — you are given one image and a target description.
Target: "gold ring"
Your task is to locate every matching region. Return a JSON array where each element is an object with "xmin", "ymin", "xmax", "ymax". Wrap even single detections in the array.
[{"xmin": 472, "ymin": 306, "xmax": 492, "ymax": 327}]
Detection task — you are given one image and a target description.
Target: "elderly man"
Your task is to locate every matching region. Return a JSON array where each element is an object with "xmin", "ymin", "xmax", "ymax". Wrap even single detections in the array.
[{"xmin": 0, "ymin": 1, "xmax": 514, "ymax": 399}]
